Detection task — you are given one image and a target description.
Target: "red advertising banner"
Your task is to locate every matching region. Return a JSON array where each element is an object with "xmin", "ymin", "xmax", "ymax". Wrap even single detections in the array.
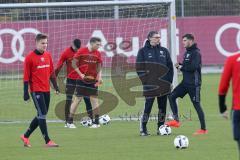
[
  {"xmin": 0, "ymin": 16, "xmax": 239, "ymax": 70},
  {"xmin": 177, "ymin": 16, "xmax": 240, "ymax": 65}
]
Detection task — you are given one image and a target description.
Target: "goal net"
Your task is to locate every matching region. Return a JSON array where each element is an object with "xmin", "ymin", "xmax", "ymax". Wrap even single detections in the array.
[{"xmin": 0, "ymin": 0, "xmax": 176, "ymax": 121}]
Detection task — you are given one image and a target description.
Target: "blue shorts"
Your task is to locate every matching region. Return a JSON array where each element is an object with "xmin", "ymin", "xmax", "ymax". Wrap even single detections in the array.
[{"xmin": 232, "ymin": 110, "xmax": 240, "ymax": 141}]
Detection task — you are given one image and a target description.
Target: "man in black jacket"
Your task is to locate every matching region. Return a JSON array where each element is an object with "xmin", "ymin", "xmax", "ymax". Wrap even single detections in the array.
[
  {"xmin": 136, "ymin": 31, "xmax": 173, "ymax": 136},
  {"xmin": 166, "ymin": 33, "xmax": 207, "ymax": 135}
]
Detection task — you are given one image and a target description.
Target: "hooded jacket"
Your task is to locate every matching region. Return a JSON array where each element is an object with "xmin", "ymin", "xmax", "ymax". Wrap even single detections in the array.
[
  {"xmin": 136, "ymin": 40, "xmax": 173, "ymax": 97},
  {"xmin": 180, "ymin": 43, "xmax": 202, "ymax": 87}
]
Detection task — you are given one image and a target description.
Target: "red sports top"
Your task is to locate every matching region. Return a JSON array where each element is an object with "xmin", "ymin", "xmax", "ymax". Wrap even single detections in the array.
[
  {"xmin": 70, "ymin": 47, "xmax": 102, "ymax": 80},
  {"xmin": 218, "ymin": 53, "xmax": 240, "ymax": 110},
  {"xmin": 55, "ymin": 47, "xmax": 79, "ymax": 79},
  {"xmin": 23, "ymin": 51, "xmax": 54, "ymax": 92}
]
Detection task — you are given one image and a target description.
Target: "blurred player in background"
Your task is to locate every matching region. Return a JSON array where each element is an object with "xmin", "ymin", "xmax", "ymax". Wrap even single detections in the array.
[
  {"xmin": 67, "ymin": 37, "xmax": 103, "ymax": 128},
  {"xmin": 55, "ymin": 39, "xmax": 93, "ymax": 129},
  {"xmin": 21, "ymin": 33, "xmax": 59, "ymax": 147},
  {"xmin": 166, "ymin": 33, "xmax": 207, "ymax": 135},
  {"xmin": 218, "ymin": 52, "xmax": 240, "ymax": 156}
]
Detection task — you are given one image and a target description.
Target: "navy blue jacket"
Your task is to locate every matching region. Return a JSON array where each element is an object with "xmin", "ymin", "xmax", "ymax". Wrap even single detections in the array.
[
  {"xmin": 180, "ymin": 43, "xmax": 202, "ymax": 87},
  {"xmin": 136, "ymin": 40, "xmax": 173, "ymax": 96}
]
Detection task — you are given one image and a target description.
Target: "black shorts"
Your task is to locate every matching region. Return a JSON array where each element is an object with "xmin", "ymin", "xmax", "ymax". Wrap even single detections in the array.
[
  {"xmin": 232, "ymin": 110, "xmax": 240, "ymax": 141},
  {"xmin": 75, "ymin": 80, "xmax": 98, "ymax": 97}
]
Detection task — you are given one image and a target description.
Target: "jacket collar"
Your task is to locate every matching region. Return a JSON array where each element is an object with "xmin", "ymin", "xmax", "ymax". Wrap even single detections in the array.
[
  {"xmin": 145, "ymin": 40, "xmax": 160, "ymax": 48},
  {"xmin": 186, "ymin": 43, "xmax": 198, "ymax": 51},
  {"xmin": 34, "ymin": 49, "xmax": 44, "ymax": 55}
]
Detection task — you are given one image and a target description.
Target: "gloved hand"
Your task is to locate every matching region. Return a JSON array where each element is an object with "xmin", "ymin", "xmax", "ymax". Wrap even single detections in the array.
[
  {"xmin": 24, "ymin": 91, "xmax": 30, "ymax": 101},
  {"xmin": 23, "ymin": 81, "xmax": 30, "ymax": 101},
  {"xmin": 218, "ymin": 94, "xmax": 227, "ymax": 114}
]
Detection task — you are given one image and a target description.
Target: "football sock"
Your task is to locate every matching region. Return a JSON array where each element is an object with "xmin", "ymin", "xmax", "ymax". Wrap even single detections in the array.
[
  {"xmin": 84, "ymin": 97, "xmax": 93, "ymax": 121},
  {"xmin": 24, "ymin": 117, "xmax": 38, "ymax": 138},
  {"xmin": 88, "ymin": 110, "xmax": 93, "ymax": 121},
  {"xmin": 193, "ymin": 102, "xmax": 206, "ymax": 130},
  {"xmin": 141, "ymin": 113, "xmax": 149, "ymax": 132},
  {"xmin": 168, "ymin": 95, "xmax": 179, "ymax": 121},
  {"xmin": 68, "ymin": 117, "xmax": 74, "ymax": 124},
  {"xmin": 65, "ymin": 99, "xmax": 72, "ymax": 123},
  {"xmin": 94, "ymin": 114, "xmax": 99, "ymax": 124},
  {"xmin": 38, "ymin": 118, "xmax": 50, "ymax": 144},
  {"xmin": 158, "ymin": 112, "xmax": 166, "ymax": 128}
]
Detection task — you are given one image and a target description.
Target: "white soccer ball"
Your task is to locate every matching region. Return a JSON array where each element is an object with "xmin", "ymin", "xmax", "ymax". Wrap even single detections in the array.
[
  {"xmin": 174, "ymin": 135, "xmax": 189, "ymax": 149},
  {"xmin": 158, "ymin": 125, "xmax": 172, "ymax": 135},
  {"xmin": 99, "ymin": 114, "xmax": 111, "ymax": 125},
  {"xmin": 80, "ymin": 118, "xmax": 92, "ymax": 127}
]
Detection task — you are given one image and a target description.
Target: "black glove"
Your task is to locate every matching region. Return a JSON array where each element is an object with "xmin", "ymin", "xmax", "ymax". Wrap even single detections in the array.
[
  {"xmin": 23, "ymin": 81, "xmax": 30, "ymax": 101},
  {"xmin": 218, "ymin": 95, "xmax": 227, "ymax": 113},
  {"xmin": 24, "ymin": 92, "xmax": 30, "ymax": 101},
  {"xmin": 50, "ymin": 76, "xmax": 59, "ymax": 92}
]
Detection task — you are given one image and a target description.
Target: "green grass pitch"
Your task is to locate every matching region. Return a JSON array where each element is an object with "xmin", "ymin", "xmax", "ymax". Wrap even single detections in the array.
[{"xmin": 0, "ymin": 74, "xmax": 238, "ymax": 160}]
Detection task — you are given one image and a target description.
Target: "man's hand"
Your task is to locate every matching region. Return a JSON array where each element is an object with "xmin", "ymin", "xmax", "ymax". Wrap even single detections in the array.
[
  {"xmin": 98, "ymin": 78, "xmax": 103, "ymax": 85},
  {"xmin": 80, "ymin": 73, "xmax": 85, "ymax": 79},
  {"xmin": 174, "ymin": 63, "xmax": 182, "ymax": 70},
  {"xmin": 219, "ymin": 95, "xmax": 227, "ymax": 112},
  {"xmin": 174, "ymin": 63, "xmax": 179, "ymax": 68},
  {"xmin": 23, "ymin": 92, "xmax": 30, "ymax": 101},
  {"xmin": 218, "ymin": 94, "xmax": 228, "ymax": 119},
  {"xmin": 55, "ymin": 88, "xmax": 60, "ymax": 95},
  {"xmin": 221, "ymin": 110, "xmax": 228, "ymax": 119},
  {"xmin": 23, "ymin": 81, "xmax": 30, "ymax": 102},
  {"xmin": 95, "ymin": 79, "xmax": 103, "ymax": 87}
]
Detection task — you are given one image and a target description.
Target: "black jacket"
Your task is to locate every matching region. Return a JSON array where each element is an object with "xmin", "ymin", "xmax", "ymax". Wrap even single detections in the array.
[
  {"xmin": 180, "ymin": 43, "xmax": 202, "ymax": 87},
  {"xmin": 136, "ymin": 40, "xmax": 173, "ymax": 97}
]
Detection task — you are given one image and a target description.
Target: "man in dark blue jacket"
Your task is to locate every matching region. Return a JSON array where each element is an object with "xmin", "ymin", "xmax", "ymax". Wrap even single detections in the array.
[
  {"xmin": 166, "ymin": 33, "xmax": 207, "ymax": 135},
  {"xmin": 136, "ymin": 31, "xmax": 173, "ymax": 136}
]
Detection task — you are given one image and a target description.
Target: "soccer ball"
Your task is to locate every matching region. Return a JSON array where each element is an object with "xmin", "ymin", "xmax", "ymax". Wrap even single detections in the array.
[
  {"xmin": 174, "ymin": 135, "xmax": 189, "ymax": 149},
  {"xmin": 80, "ymin": 118, "xmax": 92, "ymax": 127},
  {"xmin": 158, "ymin": 125, "xmax": 172, "ymax": 135},
  {"xmin": 99, "ymin": 114, "xmax": 111, "ymax": 125}
]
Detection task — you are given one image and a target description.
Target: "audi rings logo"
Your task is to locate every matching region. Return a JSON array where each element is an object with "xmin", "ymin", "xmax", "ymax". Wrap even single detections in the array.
[
  {"xmin": 215, "ymin": 23, "xmax": 240, "ymax": 57},
  {"xmin": 0, "ymin": 28, "xmax": 40, "ymax": 63}
]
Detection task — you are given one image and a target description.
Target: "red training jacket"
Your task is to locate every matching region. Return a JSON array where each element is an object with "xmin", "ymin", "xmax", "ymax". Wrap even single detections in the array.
[
  {"xmin": 23, "ymin": 51, "xmax": 54, "ymax": 92},
  {"xmin": 55, "ymin": 47, "xmax": 79, "ymax": 79},
  {"xmin": 218, "ymin": 53, "xmax": 240, "ymax": 110},
  {"xmin": 69, "ymin": 47, "xmax": 102, "ymax": 80}
]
